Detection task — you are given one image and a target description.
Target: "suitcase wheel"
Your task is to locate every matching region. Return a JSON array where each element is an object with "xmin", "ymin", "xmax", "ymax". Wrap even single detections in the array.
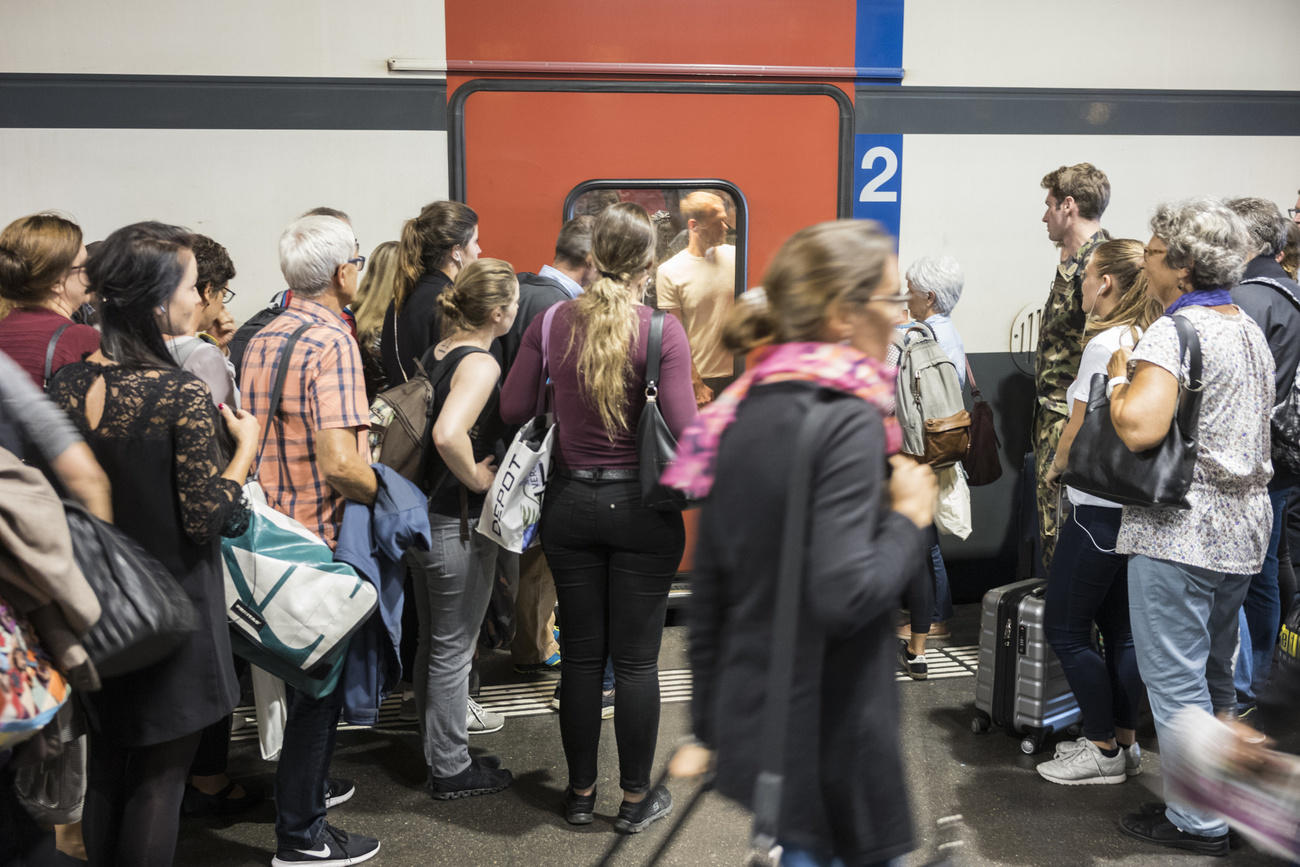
[
  {"xmin": 1020, "ymin": 733, "xmax": 1044, "ymax": 755},
  {"xmin": 970, "ymin": 712, "xmax": 991, "ymax": 734}
]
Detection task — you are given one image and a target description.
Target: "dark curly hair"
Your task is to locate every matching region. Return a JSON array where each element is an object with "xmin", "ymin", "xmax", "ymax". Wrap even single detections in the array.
[{"xmin": 190, "ymin": 234, "xmax": 236, "ymax": 299}]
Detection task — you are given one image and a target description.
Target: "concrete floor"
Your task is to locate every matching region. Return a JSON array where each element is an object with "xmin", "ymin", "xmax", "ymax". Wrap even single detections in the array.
[{"xmin": 174, "ymin": 605, "xmax": 1288, "ymax": 866}]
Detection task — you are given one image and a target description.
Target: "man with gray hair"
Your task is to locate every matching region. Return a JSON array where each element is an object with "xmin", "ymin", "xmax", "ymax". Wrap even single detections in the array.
[
  {"xmin": 241, "ymin": 213, "xmax": 382, "ymax": 866},
  {"xmin": 1227, "ymin": 196, "xmax": 1300, "ymax": 717}
]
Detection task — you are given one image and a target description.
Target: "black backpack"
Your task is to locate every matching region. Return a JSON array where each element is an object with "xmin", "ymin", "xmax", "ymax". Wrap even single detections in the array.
[{"xmin": 229, "ymin": 293, "xmax": 289, "ymax": 386}]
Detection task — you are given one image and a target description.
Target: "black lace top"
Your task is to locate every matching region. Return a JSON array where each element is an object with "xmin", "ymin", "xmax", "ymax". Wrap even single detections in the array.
[{"xmin": 48, "ymin": 361, "xmax": 247, "ymax": 745}]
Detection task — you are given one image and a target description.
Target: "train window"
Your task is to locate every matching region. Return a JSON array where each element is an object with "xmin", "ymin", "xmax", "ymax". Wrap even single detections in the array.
[{"xmin": 564, "ymin": 180, "xmax": 748, "ymax": 395}]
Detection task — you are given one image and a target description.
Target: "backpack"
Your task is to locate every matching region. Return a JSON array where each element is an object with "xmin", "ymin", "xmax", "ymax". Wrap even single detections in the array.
[
  {"xmin": 1238, "ymin": 276, "xmax": 1300, "ymax": 476},
  {"xmin": 229, "ymin": 293, "xmax": 289, "ymax": 386},
  {"xmin": 367, "ymin": 346, "xmax": 480, "ymax": 486},
  {"xmin": 895, "ymin": 322, "xmax": 971, "ymax": 466}
]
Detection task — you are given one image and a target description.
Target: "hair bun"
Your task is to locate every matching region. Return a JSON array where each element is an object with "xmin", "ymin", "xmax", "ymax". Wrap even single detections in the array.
[{"xmin": 0, "ymin": 244, "xmax": 30, "ymax": 296}]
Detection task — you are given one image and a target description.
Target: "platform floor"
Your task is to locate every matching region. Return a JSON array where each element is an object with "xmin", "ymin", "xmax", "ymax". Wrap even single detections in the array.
[{"xmin": 175, "ymin": 604, "xmax": 1288, "ymax": 866}]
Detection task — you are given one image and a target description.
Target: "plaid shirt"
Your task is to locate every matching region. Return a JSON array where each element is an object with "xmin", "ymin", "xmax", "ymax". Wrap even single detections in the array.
[{"xmin": 241, "ymin": 296, "xmax": 368, "ymax": 548}]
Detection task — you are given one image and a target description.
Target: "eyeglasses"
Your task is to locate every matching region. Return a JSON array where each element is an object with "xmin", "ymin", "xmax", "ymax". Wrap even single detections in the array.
[
  {"xmin": 1289, "ymin": 208, "xmax": 1300, "ymax": 220},
  {"xmin": 221, "ymin": 287, "xmax": 236, "ymax": 304},
  {"xmin": 1143, "ymin": 246, "xmax": 1168, "ymax": 260},
  {"xmin": 866, "ymin": 292, "xmax": 912, "ymax": 306},
  {"xmin": 347, "ymin": 256, "xmax": 366, "ymax": 272},
  {"xmin": 67, "ymin": 265, "xmax": 88, "ymax": 281}
]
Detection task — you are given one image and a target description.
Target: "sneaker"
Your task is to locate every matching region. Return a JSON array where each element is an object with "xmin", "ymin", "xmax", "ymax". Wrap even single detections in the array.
[
  {"xmin": 613, "ymin": 784, "xmax": 673, "ymax": 834},
  {"xmin": 1036, "ymin": 737, "xmax": 1125, "ymax": 785},
  {"xmin": 563, "ymin": 785, "xmax": 596, "ymax": 825},
  {"xmin": 1118, "ymin": 809, "xmax": 1228, "ymax": 856},
  {"xmin": 428, "ymin": 762, "xmax": 513, "ymax": 800},
  {"xmin": 271, "ymin": 823, "xmax": 380, "ymax": 866},
  {"xmin": 324, "ymin": 779, "xmax": 355, "ymax": 809},
  {"xmin": 898, "ymin": 641, "xmax": 927, "ymax": 680},
  {"xmin": 514, "ymin": 651, "xmax": 562, "ymax": 676},
  {"xmin": 398, "ymin": 690, "xmax": 417, "ymax": 722},
  {"xmin": 550, "ymin": 682, "xmax": 561, "ymax": 711},
  {"xmin": 1054, "ymin": 737, "xmax": 1141, "ymax": 776},
  {"xmin": 467, "ymin": 697, "xmax": 504, "ymax": 735},
  {"xmin": 182, "ymin": 779, "xmax": 263, "ymax": 817},
  {"xmin": 601, "ymin": 688, "xmax": 615, "ymax": 720}
]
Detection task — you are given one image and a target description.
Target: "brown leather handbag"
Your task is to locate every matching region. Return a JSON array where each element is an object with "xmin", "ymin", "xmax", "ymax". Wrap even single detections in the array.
[{"xmin": 961, "ymin": 360, "xmax": 1003, "ymax": 486}]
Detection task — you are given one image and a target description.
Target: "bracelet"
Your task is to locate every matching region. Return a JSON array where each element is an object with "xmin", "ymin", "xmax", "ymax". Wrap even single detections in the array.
[{"xmin": 1107, "ymin": 375, "xmax": 1129, "ymax": 396}]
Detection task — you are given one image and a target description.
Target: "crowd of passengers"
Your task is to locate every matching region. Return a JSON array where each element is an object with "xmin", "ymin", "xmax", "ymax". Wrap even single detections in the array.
[{"xmin": 0, "ymin": 173, "xmax": 1297, "ymax": 867}]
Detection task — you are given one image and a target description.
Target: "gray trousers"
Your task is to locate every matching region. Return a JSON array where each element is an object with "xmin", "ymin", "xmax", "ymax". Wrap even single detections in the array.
[{"xmin": 408, "ymin": 512, "xmax": 500, "ymax": 778}]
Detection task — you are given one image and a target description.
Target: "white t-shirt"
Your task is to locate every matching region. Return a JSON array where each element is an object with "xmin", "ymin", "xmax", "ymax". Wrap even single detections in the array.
[
  {"xmin": 1063, "ymin": 325, "xmax": 1141, "ymax": 509},
  {"xmin": 655, "ymin": 244, "xmax": 736, "ymax": 379}
]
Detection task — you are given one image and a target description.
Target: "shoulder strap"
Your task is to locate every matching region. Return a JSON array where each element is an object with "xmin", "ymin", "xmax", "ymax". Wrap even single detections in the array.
[
  {"xmin": 43, "ymin": 321, "xmax": 73, "ymax": 388},
  {"xmin": 254, "ymin": 322, "xmax": 314, "ymax": 474},
  {"xmin": 1239, "ymin": 275, "xmax": 1300, "ymax": 313},
  {"xmin": 388, "ymin": 303, "xmax": 411, "ymax": 384},
  {"xmin": 1169, "ymin": 314, "xmax": 1204, "ymax": 435},
  {"xmin": 646, "ymin": 310, "xmax": 666, "ymax": 389},
  {"xmin": 964, "ymin": 359, "xmax": 980, "ymax": 398},
  {"xmin": 535, "ymin": 302, "xmax": 561, "ymax": 416},
  {"xmin": 750, "ymin": 392, "xmax": 837, "ymax": 853}
]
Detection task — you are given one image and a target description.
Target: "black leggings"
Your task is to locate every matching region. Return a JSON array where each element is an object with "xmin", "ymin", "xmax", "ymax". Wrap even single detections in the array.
[
  {"xmin": 83, "ymin": 729, "xmax": 201, "ymax": 867},
  {"xmin": 904, "ymin": 526, "xmax": 935, "ymax": 635},
  {"xmin": 540, "ymin": 475, "xmax": 684, "ymax": 793}
]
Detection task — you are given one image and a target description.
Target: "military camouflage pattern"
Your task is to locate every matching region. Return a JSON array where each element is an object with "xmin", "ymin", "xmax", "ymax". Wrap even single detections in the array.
[{"xmin": 1033, "ymin": 231, "xmax": 1107, "ymax": 568}]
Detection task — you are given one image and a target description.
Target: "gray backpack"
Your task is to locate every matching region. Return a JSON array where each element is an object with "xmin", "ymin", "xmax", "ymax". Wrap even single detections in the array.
[
  {"xmin": 895, "ymin": 323, "xmax": 970, "ymax": 466},
  {"xmin": 1239, "ymin": 276, "xmax": 1300, "ymax": 475}
]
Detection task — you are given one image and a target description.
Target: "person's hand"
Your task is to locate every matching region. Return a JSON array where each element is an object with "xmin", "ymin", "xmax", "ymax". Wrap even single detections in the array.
[
  {"xmin": 888, "ymin": 455, "xmax": 937, "ymax": 528},
  {"xmin": 471, "ymin": 455, "xmax": 499, "ymax": 494},
  {"xmin": 1107, "ymin": 347, "xmax": 1132, "ymax": 381},
  {"xmin": 1220, "ymin": 719, "xmax": 1276, "ymax": 775},
  {"xmin": 693, "ymin": 379, "xmax": 714, "ymax": 407},
  {"xmin": 211, "ymin": 309, "xmax": 237, "ymax": 351},
  {"xmin": 220, "ymin": 404, "xmax": 260, "ymax": 448},
  {"xmin": 668, "ymin": 742, "xmax": 714, "ymax": 780},
  {"xmin": 1045, "ymin": 463, "xmax": 1063, "ymax": 484}
]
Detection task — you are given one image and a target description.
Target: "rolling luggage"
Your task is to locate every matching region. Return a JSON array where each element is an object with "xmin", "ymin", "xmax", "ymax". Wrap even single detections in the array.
[{"xmin": 971, "ymin": 578, "xmax": 1079, "ymax": 754}]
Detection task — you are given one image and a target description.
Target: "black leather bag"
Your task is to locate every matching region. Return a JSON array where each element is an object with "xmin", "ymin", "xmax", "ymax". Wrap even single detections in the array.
[
  {"xmin": 636, "ymin": 311, "xmax": 694, "ymax": 511},
  {"xmin": 63, "ymin": 500, "xmax": 199, "ymax": 678},
  {"xmin": 1063, "ymin": 315, "xmax": 1202, "ymax": 509}
]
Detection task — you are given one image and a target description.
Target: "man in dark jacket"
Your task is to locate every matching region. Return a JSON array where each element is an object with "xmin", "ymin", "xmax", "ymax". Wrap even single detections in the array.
[{"xmin": 1228, "ymin": 197, "xmax": 1300, "ymax": 715}]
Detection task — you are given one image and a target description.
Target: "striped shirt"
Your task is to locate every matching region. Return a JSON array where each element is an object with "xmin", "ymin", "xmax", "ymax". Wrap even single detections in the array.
[{"xmin": 240, "ymin": 296, "xmax": 368, "ymax": 549}]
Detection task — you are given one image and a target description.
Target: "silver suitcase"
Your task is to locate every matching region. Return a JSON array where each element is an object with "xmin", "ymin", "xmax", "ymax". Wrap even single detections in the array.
[{"xmin": 971, "ymin": 579, "xmax": 1080, "ymax": 754}]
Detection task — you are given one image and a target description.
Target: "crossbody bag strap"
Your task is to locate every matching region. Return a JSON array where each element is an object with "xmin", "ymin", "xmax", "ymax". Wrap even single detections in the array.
[
  {"xmin": 389, "ymin": 304, "xmax": 410, "ymax": 384},
  {"xmin": 750, "ymin": 393, "xmax": 835, "ymax": 855},
  {"xmin": 535, "ymin": 302, "xmax": 561, "ymax": 416},
  {"xmin": 645, "ymin": 310, "xmax": 665, "ymax": 393},
  {"xmin": 964, "ymin": 359, "xmax": 980, "ymax": 398},
  {"xmin": 43, "ymin": 321, "xmax": 73, "ymax": 388},
  {"xmin": 254, "ymin": 322, "xmax": 314, "ymax": 476},
  {"xmin": 1169, "ymin": 314, "xmax": 1204, "ymax": 437}
]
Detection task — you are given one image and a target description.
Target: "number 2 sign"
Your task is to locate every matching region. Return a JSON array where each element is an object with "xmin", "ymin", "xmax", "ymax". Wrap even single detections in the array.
[{"xmin": 853, "ymin": 133, "xmax": 902, "ymax": 241}]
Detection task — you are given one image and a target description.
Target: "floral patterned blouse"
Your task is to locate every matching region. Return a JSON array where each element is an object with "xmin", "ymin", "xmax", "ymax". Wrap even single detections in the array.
[{"xmin": 1116, "ymin": 307, "xmax": 1274, "ymax": 573}]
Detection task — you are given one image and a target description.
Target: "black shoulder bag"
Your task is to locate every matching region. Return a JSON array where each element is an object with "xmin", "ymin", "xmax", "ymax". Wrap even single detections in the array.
[
  {"xmin": 1063, "ymin": 314, "xmax": 1202, "ymax": 509},
  {"xmin": 637, "ymin": 310, "xmax": 695, "ymax": 510}
]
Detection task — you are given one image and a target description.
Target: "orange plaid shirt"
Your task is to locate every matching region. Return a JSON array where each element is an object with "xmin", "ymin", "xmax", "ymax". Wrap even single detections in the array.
[{"xmin": 240, "ymin": 296, "xmax": 368, "ymax": 549}]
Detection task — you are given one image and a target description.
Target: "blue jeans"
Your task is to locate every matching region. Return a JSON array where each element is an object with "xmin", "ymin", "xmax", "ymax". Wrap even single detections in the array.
[
  {"xmin": 778, "ymin": 846, "xmax": 900, "ymax": 867},
  {"xmin": 928, "ymin": 530, "xmax": 954, "ymax": 625},
  {"xmin": 1044, "ymin": 505, "xmax": 1142, "ymax": 741},
  {"xmin": 1234, "ymin": 487, "xmax": 1291, "ymax": 706},
  {"xmin": 1128, "ymin": 554, "xmax": 1251, "ymax": 837},
  {"xmin": 275, "ymin": 683, "xmax": 344, "ymax": 848}
]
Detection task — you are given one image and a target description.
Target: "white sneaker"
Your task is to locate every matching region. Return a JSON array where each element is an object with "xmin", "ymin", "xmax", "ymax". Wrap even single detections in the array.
[
  {"xmin": 1054, "ymin": 737, "xmax": 1141, "ymax": 776},
  {"xmin": 467, "ymin": 697, "xmax": 504, "ymax": 735},
  {"xmin": 1036, "ymin": 737, "xmax": 1126, "ymax": 785}
]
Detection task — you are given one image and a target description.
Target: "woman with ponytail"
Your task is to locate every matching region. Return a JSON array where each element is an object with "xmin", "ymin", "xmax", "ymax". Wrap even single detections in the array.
[
  {"xmin": 499, "ymin": 202, "xmax": 696, "ymax": 833},
  {"xmin": 408, "ymin": 257, "xmax": 520, "ymax": 800},
  {"xmin": 1035, "ymin": 239, "xmax": 1161, "ymax": 787},
  {"xmin": 379, "ymin": 200, "xmax": 480, "ymax": 386},
  {"xmin": 662, "ymin": 220, "xmax": 937, "ymax": 865},
  {"xmin": 45, "ymin": 221, "xmax": 259, "ymax": 866},
  {"xmin": 0, "ymin": 212, "xmax": 101, "ymax": 387}
]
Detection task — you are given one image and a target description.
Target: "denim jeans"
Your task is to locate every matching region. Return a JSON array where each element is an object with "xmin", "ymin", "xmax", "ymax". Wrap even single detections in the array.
[
  {"xmin": 540, "ymin": 475, "xmax": 683, "ymax": 793},
  {"xmin": 1234, "ymin": 487, "xmax": 1291, "ymax": 706},
  {"xmin": 777, "ymin": 845, "xmax": 900, "ymax": 867},
  {"xmin": 1043, "ymin": 504, "xmax": 1142, "ymax": 740},
  {"xmin": 1128, "ymin": 554, "xmax": 1251, "ymax": 837},
  {"xmin": 275, "ymin": 682, "xmax": 344, "ymax": 848},
  {"xmin": 928, "ymin": 528, "xmax": 954, "ymax": 625},
  {"xmin": 407, "ymin": 512, "xmax": 501, "ymax": 778}
]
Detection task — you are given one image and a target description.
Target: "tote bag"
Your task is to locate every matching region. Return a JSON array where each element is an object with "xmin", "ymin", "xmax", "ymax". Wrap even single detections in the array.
[
  {"xmin": 0, "ymin": 594, "xmax": 69, "ymax": 749},
  {"xmin": 478, "ymin": 304, "xmax": 559, "ymax": 552}
]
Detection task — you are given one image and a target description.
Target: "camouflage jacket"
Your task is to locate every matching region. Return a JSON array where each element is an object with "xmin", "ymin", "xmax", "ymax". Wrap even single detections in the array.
[{"xmin": 1035, "ymin": 231, "xmax": 1107, "ymax": 417}]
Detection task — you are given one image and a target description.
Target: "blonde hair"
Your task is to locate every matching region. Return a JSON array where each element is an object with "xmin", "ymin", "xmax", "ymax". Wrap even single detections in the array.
[
  {"xmin": 723, "ymin": 219, "xmax": 894, "ymax": 354},
  {"xmin": 437, "ymin": 257, "xmax": 517, "ymax": 333},
  {"xmin": 567, "ymin": 202, "xmax": 655, "ymax": 439},
  {"xmin": 352, "ymin": 240, "xmax": 399, "ymax": 344},
  {"xmin": 1083, "ymin": 239, "xmax": 1162, "ymax": 342}
]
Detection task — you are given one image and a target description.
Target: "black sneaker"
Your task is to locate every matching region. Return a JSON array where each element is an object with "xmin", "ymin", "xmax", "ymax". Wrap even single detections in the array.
[
  {"xmin": 613, "ymin": 784, "xmax": 672, "ymax": 834},
  {"xmin": 563, "ymin": 785, "xmax": 596, "ymax": 825},
  {"xmin": 1119, "ymin": 809, "xmax": 1228, "ymax": 856},
  {"xmin": 181, "ymin": 780, "xmax": 263, "ymax": 817},
  {"xmin": 271, "ymin": 823, "xmax": 380, "ymax": 866},
  {"xmin": 898, "ymin": 640, "xmax": 927, "ymax": 680},
  {"xmin": 324, "ymin": 778, "xmax": 355, "ymax": 809},
  {"xmin": 429, "ymin": 762, "xmax": 514, "ymax": 800}
]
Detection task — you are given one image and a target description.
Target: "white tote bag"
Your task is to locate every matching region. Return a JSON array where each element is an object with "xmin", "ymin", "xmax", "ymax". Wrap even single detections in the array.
[
  {"xmin": 933, "ymin": 463, "xmax": 972, "ymax": 540},
  {"xmin": 477, "ymin": 303, "xmax": 560, "ymax": 553}
]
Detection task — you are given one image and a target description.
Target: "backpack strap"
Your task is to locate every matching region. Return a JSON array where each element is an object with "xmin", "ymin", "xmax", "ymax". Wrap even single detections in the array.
[
  {"xmin": 419, "ymin": 344, "xmax": 493, "ymax": 501},
  {"xmin": 749, "ymin": 392, "xmax": 837, "ymax": 858},
  {"xmin": 535, "ymin": 302, "xmax": 561, "ymax": 416},
  {"xmin": 43, "ymin": 321, "xmax": 73, "ymax": 389},
  {"xmin": 254, "ymin": 322, "xmax": 314, "ymax": 476}
]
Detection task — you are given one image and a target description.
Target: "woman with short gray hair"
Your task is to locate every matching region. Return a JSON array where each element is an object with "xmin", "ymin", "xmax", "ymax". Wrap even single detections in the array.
[{"xmin": 1106, "ymin": 198, "xmax": 1273, "ymax": 855}]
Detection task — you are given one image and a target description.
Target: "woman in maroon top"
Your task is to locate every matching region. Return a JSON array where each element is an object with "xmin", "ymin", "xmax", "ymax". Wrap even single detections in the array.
[
  {"xmin": 501, "ymin": 202, "xmax": 696, "ymax": 833},
  {"xmin": 0, "ymin": 213, "xmax": 101, "ymax": 387}
]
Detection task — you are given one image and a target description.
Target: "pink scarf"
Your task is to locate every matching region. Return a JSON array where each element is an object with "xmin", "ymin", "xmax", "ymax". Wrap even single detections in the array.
[{"xmin": 661, "ymin": 341, "xmax": 901, "ymax": 499}]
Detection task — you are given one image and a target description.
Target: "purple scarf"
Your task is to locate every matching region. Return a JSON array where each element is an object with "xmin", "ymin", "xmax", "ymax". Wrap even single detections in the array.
[{"xmin": 1165, "ymin": 288, "xmax": 1233, "ymax": 315}]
